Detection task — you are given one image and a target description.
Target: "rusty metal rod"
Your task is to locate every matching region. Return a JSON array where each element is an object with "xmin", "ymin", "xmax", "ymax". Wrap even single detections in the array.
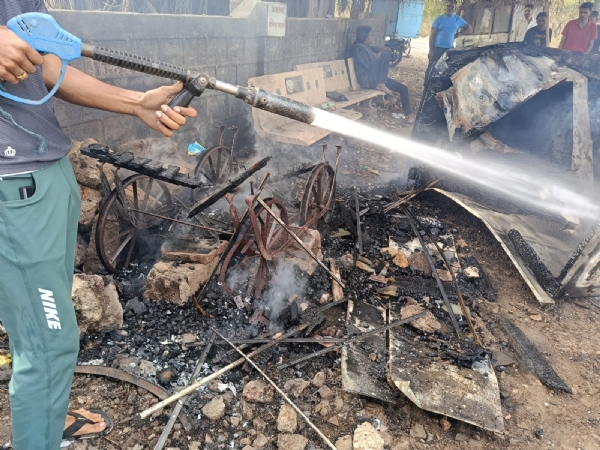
[
  {"xmin": 277, "ymin": 310, "xmax": 427, "ymax": 369},
  {"xmin": 402, "ymin": 206, "xmax": 464, "ymax": 341},
  {"xmin": 215, "ymin": 330, "xmax": 337, "ymax": 450},
  {"xmin": 129, "ymin": 208, "xmax": 233, "ymax": 235},
  {"xmin": 212, "ymin": 297, "xmax": 347, "ymax": 363},
  {"xmin": 354, "ymin": 187, "xmax": 363, "ymax": 255},
  {"xmin": 404, "ymin": 206, "xmax": 482, "ymax": 345},
  {"xmin": 188, "ymin": 157, "xmax": 271, "ymax": 218},
  {"xmin": 154, "ymin": 331, "xmax": 216, "ymax": 450},
  {"xmin": 256, "ymin": 197, "xmax": 345, "ymax": 289},
  {"xmin": 140, "ymin": 316, "xmax": 320, "ymax": 419},
  {"xmin": 185, "ymin": 337, "xmax": 347, "ymax": 348}
]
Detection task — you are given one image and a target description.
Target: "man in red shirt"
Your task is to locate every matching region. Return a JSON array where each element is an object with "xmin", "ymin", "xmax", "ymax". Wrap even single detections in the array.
[{"xmin": 559, "ymin": 2, "xmax": 597, "ymax": 53}]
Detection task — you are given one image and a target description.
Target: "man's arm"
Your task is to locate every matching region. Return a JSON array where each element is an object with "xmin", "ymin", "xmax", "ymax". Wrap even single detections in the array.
[
  {"xmin": 585, "ymin": 39, "xmax": 595, "ymax": 53},
  {"xmin": 42, "ymin": 54, "xmax": 196, "ymax": 137},
  {"xmin": 429, "ymin": 28, "xmax": 438, "ymax": 60},
  {"xmin": 458, "ymin": 23, "xmax": 472, "ymax": 36},
  {"xmin": 558, "ymin": 35, "xmax": 567, "ymax": 49}
]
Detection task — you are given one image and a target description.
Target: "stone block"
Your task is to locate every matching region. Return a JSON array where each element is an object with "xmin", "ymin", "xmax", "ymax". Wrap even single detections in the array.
[
  {"xmin": 78, "ymin": 185, "xmax": 103, "ymax": 233},
  {"xmin": 284, "ymin": 229, "xmax": 322, "ymax": 275},
  {"xmin": 144, "ymin": 260, "xmax": 219, "ymax": 305},
  {"xmin": 75, "ymin": 235, "xmax": 88, "ymax": 269},
  {"xmin": 228, "ymin": 38, "xmax": 245, "ymax": 61},
  {"xmin": 161, "ymin": 239, "xmax": 228, "ymax": 264},
  {"xmin": 205, "ymin": 95, "xmax": 229, "ymax": 120},
  {"xmin": 158, "ymin": 38, "xmax": 185, "ymax": 67},
  {"xmin": 277, "ymin": 434, "xmax": 307, "ymax": 450},
  {"xmin": 283, "ymin": 38, "xmax": 297, "ymax": 59},
  {"xmin": 264, "ymin": 37, "xmax": 283, "ymax": 61},
  {"xmin": 183, "ymin": 38, "xmax": 208, "ymax": 68},
  {"xmin": 206, "ymin": 38, "xmax": 228, "ymax": 65},
  {"xmin": 68, "ymin": 138, "xmax": 103, "ymax": 189},
  {"xmin": 83, "ymin": 217, "xmax": 105, "ymax": 275},
  {"xmin": 72, "ymin": 274, "xmax": 123, "ymax": 334},
  {"xmin": 216, "ymin": 65, "xmax": 238, "ymax": 86},
  {"xmin": 353, "ymin": 422, "xmax": 384, "ymax": 450}
]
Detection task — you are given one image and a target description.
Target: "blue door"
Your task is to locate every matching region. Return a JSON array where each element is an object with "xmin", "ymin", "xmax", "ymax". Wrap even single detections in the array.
[
  {"xmin": 371, "ymin": 0, "xmax": 401, "ymax": 37},
  {"xmin": 395, "ymin": 1, "xmax": 425, "ymax": 39}
]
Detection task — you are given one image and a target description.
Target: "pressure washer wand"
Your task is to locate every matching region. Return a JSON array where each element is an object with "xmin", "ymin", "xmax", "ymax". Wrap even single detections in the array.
[{"xmin": 81, "ymin": 44, "xmax": 316, "ymax": 124}]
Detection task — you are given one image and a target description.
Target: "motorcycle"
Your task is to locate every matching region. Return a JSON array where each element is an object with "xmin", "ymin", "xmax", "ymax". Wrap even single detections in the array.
[{"xmin": 384, "ymin": 36, "xmax": 411, "ymax": 67}]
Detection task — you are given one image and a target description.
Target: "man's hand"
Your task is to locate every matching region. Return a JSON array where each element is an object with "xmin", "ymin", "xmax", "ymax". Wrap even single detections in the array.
[
  {"xmin": 0, "ymin": 26, "xmax": 44, "ymax": 84},
  {"xmin": 134, "ymin": 81, "xmax": 198, "ymax": 137}
]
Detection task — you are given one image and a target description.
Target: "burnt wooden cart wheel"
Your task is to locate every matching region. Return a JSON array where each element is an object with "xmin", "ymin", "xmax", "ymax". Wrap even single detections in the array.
[
  {"xmin": 219, "ymin": 198, "xmax": 289, "ymax": 297},
  {"xmin": 192, "ymin": 145, "xmax": 238, "ymax": 202},
  {"xmin": 299, "ymin": 163, "xmax": 336, "ymax": 226},
  {"xmin": 96, "ymin": 174, "xmax": 173, "ymax": 274}
]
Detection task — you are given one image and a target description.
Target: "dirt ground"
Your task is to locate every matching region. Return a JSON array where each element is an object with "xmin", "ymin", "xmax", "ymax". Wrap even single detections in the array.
[{"xmin": 2, "ymin": 39, "xmax": 600, "ymax": 450}]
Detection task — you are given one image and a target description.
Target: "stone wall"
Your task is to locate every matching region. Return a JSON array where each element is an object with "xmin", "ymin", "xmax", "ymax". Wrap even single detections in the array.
[{"xmin": 51, "ymin": 10, "xmax": 385, "ymax": 150}]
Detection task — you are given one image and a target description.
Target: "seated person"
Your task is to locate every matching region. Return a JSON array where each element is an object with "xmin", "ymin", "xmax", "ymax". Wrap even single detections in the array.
[
  {"xmin": 351, "ymin": 26, "xmax": 415, "ymax": 124},
  {"xmin": 524, "ymin": 12, "xmax": 553, "ymax": 46}
]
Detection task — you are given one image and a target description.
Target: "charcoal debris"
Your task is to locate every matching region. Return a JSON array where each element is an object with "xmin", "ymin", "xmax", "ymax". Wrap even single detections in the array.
[
  {"xmin": 507, "ymin": 229, "xmax": 561, "ymax": 296},
  {"xmin": 498, "ymin": 319, "xmax": 572, "ymax": 393}
]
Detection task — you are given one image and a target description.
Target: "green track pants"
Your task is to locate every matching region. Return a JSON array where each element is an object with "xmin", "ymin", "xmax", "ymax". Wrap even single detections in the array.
[{"xmin": 0, "ymin": 157, "xmax": 81, "ymax": 450}]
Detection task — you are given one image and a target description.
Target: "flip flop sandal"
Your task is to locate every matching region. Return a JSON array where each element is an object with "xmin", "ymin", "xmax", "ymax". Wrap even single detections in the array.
[{"xmin": 62, "ymin": 409, "xmax": 113, "ymax": 442}]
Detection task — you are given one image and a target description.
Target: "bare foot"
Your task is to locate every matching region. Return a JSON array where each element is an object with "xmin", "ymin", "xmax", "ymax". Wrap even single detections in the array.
[
  {"xmin": 407, "ymin": 113, "xmax": 416, "ymax": 124},
  {"xmin": 375, "ymin": 83, "xmax": 393, "ymax": 95},
  {"xmin": 64, "ymin": 409, "xmax": 107, "ymax": 438}
]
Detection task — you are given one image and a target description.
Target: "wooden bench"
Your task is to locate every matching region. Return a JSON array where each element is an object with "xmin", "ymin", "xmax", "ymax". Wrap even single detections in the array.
[
  {"xmin": 293, "ymin": 59, "xmax": 382, "ymax": 109},
  {"xmin": 248, "ymin": 67, "xmax": 362, "ymax": 146}
]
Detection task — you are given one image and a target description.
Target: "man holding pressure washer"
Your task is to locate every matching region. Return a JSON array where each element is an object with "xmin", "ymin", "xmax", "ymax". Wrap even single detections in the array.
[{"xmin": 0, "ymin": 1, "xmax": 197, "ymax": 448}]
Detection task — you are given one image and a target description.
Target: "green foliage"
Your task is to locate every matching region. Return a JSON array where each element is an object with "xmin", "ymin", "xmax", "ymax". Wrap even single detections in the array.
[{"xmin": 422, "ymin": 0, "xmax": 448, "ymax": 35}]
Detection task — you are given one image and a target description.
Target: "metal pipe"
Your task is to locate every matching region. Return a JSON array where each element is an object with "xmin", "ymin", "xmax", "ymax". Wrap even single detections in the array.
[
  {"xmin": 277, "ymin": 311, "xmax": 427, "ymax": 370},
  {"xmin": 82, "ymin": 45, "xmax": 317, "ymax": 125},
  {"xmin": 402, "ymin": 206, "xmax": 464, "ymax": 341},
  {"xmin": 154, "ymin": 331, "xmax": 216, "ymax": 450},
  {"xmin": 129, "ymin": 208, "xmax": 233, "ymax": 235},
  {"xmin": 215, "ymin": 330, "xmax": 338, "ymax": 450}
]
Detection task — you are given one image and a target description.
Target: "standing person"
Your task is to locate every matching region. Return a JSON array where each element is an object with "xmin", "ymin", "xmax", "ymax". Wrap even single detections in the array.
[
  {"xmin": 559, "ymin": 2, "xmax": 597, "ymax": 53},
  {"xmin": 352, "ymin": 26, "xmax": 415, "ymax": 123},
  {"xmin": 524, "ymin": 12, "xmax": 553, "ymax": 46},
  {"xmin": 513, "ymin": 3, "xmax": 537, "ymax": 42},
  {"xmin": 0, "ymin": 1, "xmax": 197, "ymax": 449},
  {"xmin": 590, "ymin": 11, "xmax": 600, "ymax": 53},
  {"xmin": 426, "ymin": 0, "xmax": 472, "ymax": 83}
]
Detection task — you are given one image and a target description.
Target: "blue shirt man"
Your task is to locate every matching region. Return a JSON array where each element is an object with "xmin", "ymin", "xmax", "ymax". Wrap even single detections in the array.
[{"xmin": 426, "ymin": 0, "xmax": 471, "ymax": 83}]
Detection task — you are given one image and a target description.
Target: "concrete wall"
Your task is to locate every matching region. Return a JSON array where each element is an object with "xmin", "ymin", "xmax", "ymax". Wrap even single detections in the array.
[{"xmin": 51, "ymin": 10, "xmax": 385, "ymax": 150}]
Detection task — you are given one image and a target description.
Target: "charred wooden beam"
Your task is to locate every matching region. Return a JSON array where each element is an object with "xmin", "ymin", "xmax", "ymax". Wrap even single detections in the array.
[{"xmin": 187, "ymin": 157, "xmax": 271, "ymax": 218}]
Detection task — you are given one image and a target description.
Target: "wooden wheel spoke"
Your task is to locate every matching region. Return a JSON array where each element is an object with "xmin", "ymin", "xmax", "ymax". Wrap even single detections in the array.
[
  {"xmin": 104, "ymin": 228, "xmax": 136, "ymax": 246},
  {"xmin": 215, "ymin": 150, "xmax": 222, "ymax": 181},
  {"xmin": 218, "ymin": 155, "xmax": 231, "ymax": 182},
  {"xmin": 109, "ymin": 230, "xmax": 135, "ymax": 265},
  {"xmin": 132, "ymin": 181, "xmax": 139, "ymax": 210},
  {"xmin": 141, "ymin": 178, "xmax": 154, "ymax": 211},
  {"xmin": 207, "ymin": 156, "xmax": 217, "ymax": 180}
]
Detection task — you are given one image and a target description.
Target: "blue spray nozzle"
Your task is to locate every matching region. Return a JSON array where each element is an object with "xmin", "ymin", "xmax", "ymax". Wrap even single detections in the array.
[{"xmin": 1, "ymin": 13, "xmax": 82, "ymax": 105}]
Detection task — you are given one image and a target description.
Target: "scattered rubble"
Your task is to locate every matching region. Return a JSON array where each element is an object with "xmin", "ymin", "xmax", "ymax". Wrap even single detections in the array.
[
  {"xmin": 353, "ymin": 422, "xmax": 384, "ymax": 450},
  {"xmin": 144, "ymin": 261, "xmax": 218, "ymax": 305},
  {"xmin": 242, "ymin": 380, "xmax": 274, "ymax": 404},
  {"xmin": 71, "ymin": 274, "xmax": 123, "ymax": 334}
]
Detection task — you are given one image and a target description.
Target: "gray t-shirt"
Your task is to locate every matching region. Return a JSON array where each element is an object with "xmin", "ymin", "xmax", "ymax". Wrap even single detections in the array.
[{"xmin": 0, "ymin": 0, "xmax": 72, "ymax": 175}]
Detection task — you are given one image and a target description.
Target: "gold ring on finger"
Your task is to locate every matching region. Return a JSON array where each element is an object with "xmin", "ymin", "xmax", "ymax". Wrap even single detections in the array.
[{"xmin": 16, "ymin": 72, "xmax": 29, "ymax": 82}]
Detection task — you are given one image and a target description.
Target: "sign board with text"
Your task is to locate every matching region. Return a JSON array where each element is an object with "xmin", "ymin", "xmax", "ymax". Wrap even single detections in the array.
[{"xmin": 253, "ymin": 1, "xmax": 287, "ymax": 37}]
